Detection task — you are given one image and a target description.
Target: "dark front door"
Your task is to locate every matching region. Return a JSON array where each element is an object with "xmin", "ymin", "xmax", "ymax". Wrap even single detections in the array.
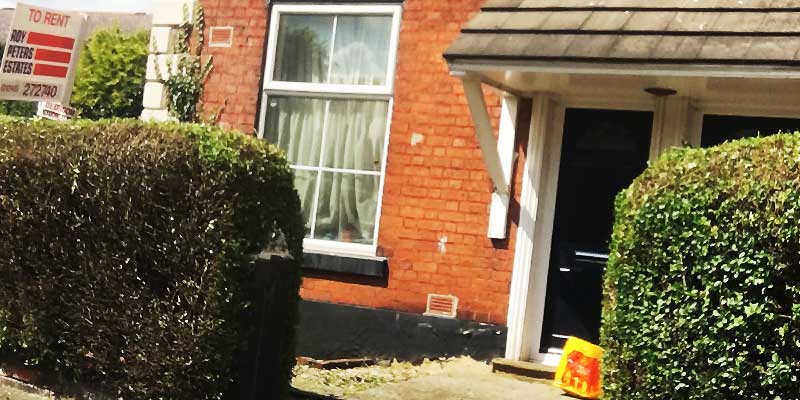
[{"xmin": 539, "ymin": 109, "xmax": 653, "ymax": 353}]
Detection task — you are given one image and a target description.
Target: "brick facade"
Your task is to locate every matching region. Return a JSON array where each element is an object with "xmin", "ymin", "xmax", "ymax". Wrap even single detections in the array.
[
  {"xmin": 201, "ymin": 0, "xmax": 268, "ymax": 133},
  {"xmin": 200, "ymin": 0, "xmax": 527, "ymax": 325}
]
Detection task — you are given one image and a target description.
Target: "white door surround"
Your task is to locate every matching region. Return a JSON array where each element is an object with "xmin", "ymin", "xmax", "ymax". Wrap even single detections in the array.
[
  {"xmin": 505, "ymin": 93, "xmax": 697, "ymax": 363},
  {"xmin": 454, "ymin": 68, "xmax": 800, "ymax": 363},
  {"xmin": 504, "ymin": 93, "xmax": 565, "ymax": 361}
]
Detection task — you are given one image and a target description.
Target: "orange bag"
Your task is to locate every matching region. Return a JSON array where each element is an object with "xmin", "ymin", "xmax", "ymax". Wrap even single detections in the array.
[{"xmin": 553, "ymin": 337, "xmax": 604, "ymax": 399}]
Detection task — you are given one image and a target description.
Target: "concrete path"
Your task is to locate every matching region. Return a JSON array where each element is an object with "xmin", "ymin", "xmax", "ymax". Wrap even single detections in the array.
[{"xmin": 348, "ymin": 358, "xmax": 569, "ymax": 400}]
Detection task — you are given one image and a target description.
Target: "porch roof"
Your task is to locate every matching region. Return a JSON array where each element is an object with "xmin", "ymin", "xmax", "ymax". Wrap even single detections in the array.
[{"xmin": 445, "ymin": 0, "xmax": 800, "ymax": 74}]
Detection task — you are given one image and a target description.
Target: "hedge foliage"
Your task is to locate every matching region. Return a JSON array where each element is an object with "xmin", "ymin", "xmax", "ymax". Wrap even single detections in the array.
[
  {"xmin": 0, "ymin": 118, "xmax": 304, "ymax": 399},
  {"xmin": 71, "ymin": 27, "xmax": 149, "ymax": 119},
  {"xmin": 603, "ymin": 134, "xmax": 800, "ymax": 399},
  {"xmin": 0, "ymin": 99, "xmax": 35, "ymax": 118}
]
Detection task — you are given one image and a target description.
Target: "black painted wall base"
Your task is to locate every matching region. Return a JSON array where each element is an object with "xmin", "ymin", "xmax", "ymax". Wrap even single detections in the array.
[{"xmin": 295, "ymin": 300, "xmax": 507, "ymax": 362}]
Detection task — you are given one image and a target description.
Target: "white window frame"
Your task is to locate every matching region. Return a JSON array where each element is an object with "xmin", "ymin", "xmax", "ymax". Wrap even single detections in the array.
[{"xmin": 258, "ymin": 3, "xmax": 403, "ymax": 257}]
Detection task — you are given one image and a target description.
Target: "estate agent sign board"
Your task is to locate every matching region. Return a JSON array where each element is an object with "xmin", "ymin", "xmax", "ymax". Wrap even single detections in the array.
[{"xmin": 0, "ymin": 3, "xmax": 86, "ymax": 104}]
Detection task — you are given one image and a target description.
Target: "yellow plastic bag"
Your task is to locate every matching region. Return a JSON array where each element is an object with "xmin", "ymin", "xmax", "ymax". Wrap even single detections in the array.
[{"xmin": 553, "ymin": 337, "xmax": 604, "ymax": 399}]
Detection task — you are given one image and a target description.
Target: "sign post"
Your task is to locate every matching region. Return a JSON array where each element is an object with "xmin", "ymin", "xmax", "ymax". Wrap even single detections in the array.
[{"xmin": 0, "ymin": 3, "xmax": 86, "ymax": 105}]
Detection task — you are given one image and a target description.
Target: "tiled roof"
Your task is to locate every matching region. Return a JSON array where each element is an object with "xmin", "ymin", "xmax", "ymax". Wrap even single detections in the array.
[{"xmin": 445, "ymin": 0, "xmax": 800, "ymax": 68}]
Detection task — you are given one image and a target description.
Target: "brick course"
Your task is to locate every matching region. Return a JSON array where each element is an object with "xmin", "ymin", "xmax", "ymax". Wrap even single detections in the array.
[
  {"xmin": 201, "ymin": 0, "xmax": 267, "ymax": 133},
  {"xmin": 199, "ymin": 0, "xmax": 527, "ymax": 325}
]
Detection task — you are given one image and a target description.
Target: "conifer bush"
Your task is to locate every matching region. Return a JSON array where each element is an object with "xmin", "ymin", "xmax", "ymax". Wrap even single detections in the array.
[{"xmin": 70, "ymin": 27, "xmax": 149, "ymax": 119}]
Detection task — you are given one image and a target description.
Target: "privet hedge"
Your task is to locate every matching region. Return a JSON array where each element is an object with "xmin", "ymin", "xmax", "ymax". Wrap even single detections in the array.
[
  {"xmin": 0, "ymin": 118, "xmax": 303, "ymax": 399},
  {"xmin": 603, "ymin": 134, "xmax": 800, "ymax": 399}
]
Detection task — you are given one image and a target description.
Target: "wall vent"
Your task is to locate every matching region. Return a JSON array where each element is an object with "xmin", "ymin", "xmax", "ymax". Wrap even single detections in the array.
[{"xmin": 424, "ymin": 294, "xmax": 458, "ymax": 319}]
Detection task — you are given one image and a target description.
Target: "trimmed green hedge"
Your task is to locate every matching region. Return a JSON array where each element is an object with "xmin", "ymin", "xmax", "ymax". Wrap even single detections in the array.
[
  {"xmin": 603, "ymin": 134, "xmax": 800, "ymax": 399},
  {"xmin": 0, "ymin": 100, "xmax": 35, "ymax": 118},
  {"xmin": 0, "ymin": 118, "xmax": 303, "ymax": 399}
]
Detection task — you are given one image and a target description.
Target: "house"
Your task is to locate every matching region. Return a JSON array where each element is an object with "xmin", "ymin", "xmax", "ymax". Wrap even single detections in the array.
[{"xmin": 148, "ymin": 0, "xmax": 800, "ymax": 365}]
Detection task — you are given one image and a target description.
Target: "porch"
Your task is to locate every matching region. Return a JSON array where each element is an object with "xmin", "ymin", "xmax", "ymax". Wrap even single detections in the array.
[{"xmin": 445, "ymin": 0, "xmax": 800, "ymax": 363}]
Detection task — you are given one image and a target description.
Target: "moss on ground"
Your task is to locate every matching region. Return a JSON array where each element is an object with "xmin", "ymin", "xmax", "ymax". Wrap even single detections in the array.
[{"xmin": 291, "ymin": 358, "xmax": 452, "ymax": 398}]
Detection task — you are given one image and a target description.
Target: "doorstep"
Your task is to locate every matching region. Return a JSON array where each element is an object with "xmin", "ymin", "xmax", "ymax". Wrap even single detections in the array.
[{"xmin": 491, "ymin": 358, "xmax": 557, "ymax": 381}]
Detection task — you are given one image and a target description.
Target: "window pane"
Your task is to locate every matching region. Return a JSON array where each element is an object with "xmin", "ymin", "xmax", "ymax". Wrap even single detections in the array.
[
  {"xmin": 292, "ymin": 169, "xmax": 318, "ymax": 237},
  {"xmin": 701, "ymin": 114, "xmax": 800, "ymax": 148},
  {"xmin": 274, "ymin": 14, "xmax": 334, "ymax": 83},
  {"xmin": 323, "ymin": 99, "xmax": 389, "ymax": 172},
  {"xmin": 330, "ymin": 15, "xmax": 393, "ymax": 86},
  {"xmin": 263, "ymin": 96, "xmax": 326, "ymax": 167},
  {"xmin": 314, "ymin": 172, "xmax": 379, "ymax": 244}
]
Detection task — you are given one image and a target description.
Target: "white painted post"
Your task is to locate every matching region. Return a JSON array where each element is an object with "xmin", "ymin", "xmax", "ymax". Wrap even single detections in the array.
[
  {"xmin": 650, "ymin": 96, "xmax": 701, "ymax": 160},
  {"xmin": 686, "ymin": 103, "xmax": 703, "ymax": 148},
  {"xmin": 649, "ymin": 96, "xmax": 667, "ymax": 161},
  {"xmin": 487, "ymin": 95, "xmax": 519, "ymax": 239},
  {"xmin": 505, "ymin": 94, "xmax": 565, "ymax": 361},
  {"xmin": 461, "ymin": 77, "xmax": 510, "ymax": 195},
  {"xmin": 141, "ymin": 0, "xmax": 195, "ymax": 122}
]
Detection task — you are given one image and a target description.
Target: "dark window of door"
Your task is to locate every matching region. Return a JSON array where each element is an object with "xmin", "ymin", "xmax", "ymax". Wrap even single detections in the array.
[
  {"xmin": 539, "ymin": 109, "xmax": 653, "ymax": 353},
  {"xmin": 701, "ymin": 115, "xmax": 800, "ymax": 148}
]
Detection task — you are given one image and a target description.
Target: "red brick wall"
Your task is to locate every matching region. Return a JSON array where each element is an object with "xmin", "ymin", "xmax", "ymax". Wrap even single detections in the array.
[
  {"xmin": 199, "ymin": 0, "xmax": 527, "ymax": 326},
  {"xmin": 201, "ymin": 0, "xmax": 267, "ymax": 133}
]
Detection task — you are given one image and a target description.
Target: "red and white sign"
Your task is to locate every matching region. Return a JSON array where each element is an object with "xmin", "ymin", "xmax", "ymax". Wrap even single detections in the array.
[
  {"xmin": 37, "ymin": 101, "xmax": 75, "ymax": 121},
  {"xmin": 0, "ymin": 3, "xmax": 86, "ymax": 104}
]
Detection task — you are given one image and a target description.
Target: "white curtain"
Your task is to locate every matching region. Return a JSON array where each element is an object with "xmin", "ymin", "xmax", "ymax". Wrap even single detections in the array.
[
  {"xmin": 263, "ymin": 14, "xmax": 393, "ymax": 244},
  {"xmin": 315, "ymin": 100, "xmax": 388, "ymax": 243},
  {"xmin": 265, "ymin": 98, "xmax": 388, "ymax": 244},
  {"xmin": 263, "ymin": 97, "xmax": 326, "ymax": 232}
]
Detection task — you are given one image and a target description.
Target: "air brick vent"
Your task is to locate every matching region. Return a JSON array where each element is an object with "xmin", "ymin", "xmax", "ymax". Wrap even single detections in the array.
[{"xmin": 424, "ymin": 294, "xmax": 458, "ymax": 319}]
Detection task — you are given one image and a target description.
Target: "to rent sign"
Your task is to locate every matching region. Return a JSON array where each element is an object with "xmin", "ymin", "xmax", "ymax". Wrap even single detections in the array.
[{"xmin": 0, "ymin": 3, "xmax": 86, "ymax": 104}]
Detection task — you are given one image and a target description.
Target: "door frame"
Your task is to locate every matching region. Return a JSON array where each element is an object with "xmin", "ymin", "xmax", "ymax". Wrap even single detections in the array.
[
  {"xmin": 505, "ymin": 89, "xmax": 800, "ymax": 363},
  {"xmin": 505, "ymin": 94, "xmax": 658, "ymax": 363}
]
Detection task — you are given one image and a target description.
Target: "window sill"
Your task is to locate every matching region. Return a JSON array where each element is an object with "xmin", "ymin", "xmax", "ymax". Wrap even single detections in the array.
[
  {"xmin": 303, "ymin": 238, "xmax": 378, "ymax": 258},
  {"xmin": 302, "ymin": 251, "xmax": 388, "ymax": 279}
]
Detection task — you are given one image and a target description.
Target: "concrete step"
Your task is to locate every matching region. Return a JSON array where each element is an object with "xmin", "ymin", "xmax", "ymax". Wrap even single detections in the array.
[{"xmin": 491, "ymin": 358, "xmax": 557, "ymax": 381}]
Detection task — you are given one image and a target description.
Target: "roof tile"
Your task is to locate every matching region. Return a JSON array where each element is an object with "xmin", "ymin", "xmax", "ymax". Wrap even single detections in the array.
[
  {"xmin": 581, "ymin": 11, "xmax": 634, "ymax": 30},
  {"xmin": 564, "ymin": 35, "xmax": 619, "ymax": 57},
  {"xmin": 463, "ymin": 12, "xmax": 511, "ymax": 30},
  {"xmin": 540, "ymin": 11, "xmax": 592, "ymax": 29},
  {"xmin": 501, "ymin": 12, "xmax": 553, "ymax": 30},
  {"xmin": 446, "ymin": 0, "xmax": 800, "ymax": 68},
  {"xmin": 483, "ymin": 0, "xmax": 524, "ymax": 7},
  {"xmin": 711, "ymin": 12, "xmax": 768, "ymax": 31},
  {"xmin": 698, "ymin": 36, "xmax": 754, "ymax": 59},
  {"xmin": 609, "ymin": 35, "xmax": 663, "ymax": 58},
  {"xmin": 745, "ymin": 37, "xmax": 800, "ymax": 59},
  {"xmin": 623, "ymin": 12, "xmax": 678, "ymax": 31},
  {"xmin": 667, "ymin": 12, "xmax": 723, "ymax": 31},
  {"xmin": 651, "ymin": 36, "xmax": 701, "ymax": 59},
  {"xmin": 502, "ymin": 0, "xmax": 800, "ymax": 7}
]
